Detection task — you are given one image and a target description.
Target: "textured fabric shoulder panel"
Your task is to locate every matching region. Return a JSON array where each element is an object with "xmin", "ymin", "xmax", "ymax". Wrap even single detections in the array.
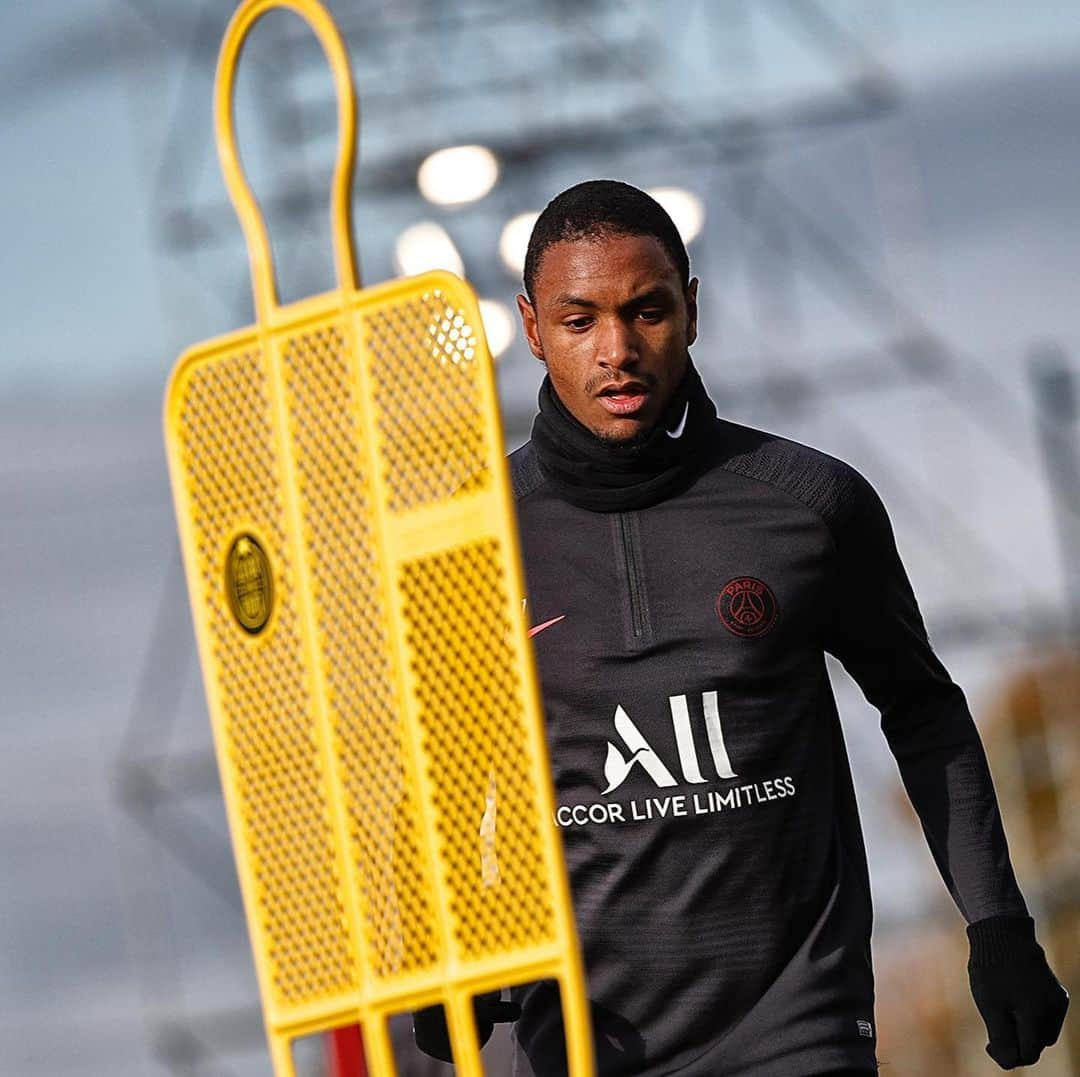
[
  {"xmin": 507, "ymin": 440, "xmax": 545, "ymax": 501},
  {"xmin": 716, "ymin": 419, "xmax": 866, "ymax": 541}
]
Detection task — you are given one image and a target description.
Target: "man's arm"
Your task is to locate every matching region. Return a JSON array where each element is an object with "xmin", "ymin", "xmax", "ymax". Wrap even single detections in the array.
[
  {"xmin": 822, "ymin": 465, "xmax": 1026, "ymax": 923},
  {"xmin": 822, "ymin": 464, "xmax": 1067, "ymax": 1070}
]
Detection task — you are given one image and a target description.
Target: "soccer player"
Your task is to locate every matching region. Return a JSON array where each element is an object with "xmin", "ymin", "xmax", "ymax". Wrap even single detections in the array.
[{"xmin": 415, "ymin": 180, "xmax": 1068, "ymax": 1076}]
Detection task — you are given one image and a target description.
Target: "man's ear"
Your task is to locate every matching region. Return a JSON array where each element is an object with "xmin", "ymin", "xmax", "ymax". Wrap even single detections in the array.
[
  {"xmin": 685, "ymin": 277, "xmax": 699, "ymax": 348},
  {"xmin": 516, "ymin": 294, "xmax": 545, "ymax": 362}
]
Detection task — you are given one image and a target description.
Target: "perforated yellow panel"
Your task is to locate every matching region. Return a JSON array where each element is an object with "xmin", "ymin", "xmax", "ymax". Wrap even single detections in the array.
[
  {"xmin": 368, "ymin": 294, "xmax": 491, "ymax": 513},
  {"xmin": 400, "ymin": 539, "xmax": 557, "ymax": 959},
  {"xmin": 280, "ymin": 324, "xmax": 439, "ymax": 983},
  {"xmin": 162, "ymin": 3, "xmax": 593, "ymax": 1075},
  {"xmin": 178, "ymin": 349, "xmax": 360, "ymax": 1013}
]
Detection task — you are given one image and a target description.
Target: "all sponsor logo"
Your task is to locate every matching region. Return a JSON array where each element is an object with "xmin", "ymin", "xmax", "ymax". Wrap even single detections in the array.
[
  {"xmin": 602, "ymin": 692, "xmax": 737, "ymax": 794},
  {"xmin": 553, "ymin": 692, "xmax": 797, "ymax": 829}
]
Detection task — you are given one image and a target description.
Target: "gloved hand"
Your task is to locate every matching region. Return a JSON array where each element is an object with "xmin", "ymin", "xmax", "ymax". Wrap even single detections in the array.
[
  {"xmin": 413, "ymin": 990, "xmax": 522, "ymax": 1063},
  {"xmin": 967, "ymin": 914, "xmax": 1069, "ymax": 1070}
]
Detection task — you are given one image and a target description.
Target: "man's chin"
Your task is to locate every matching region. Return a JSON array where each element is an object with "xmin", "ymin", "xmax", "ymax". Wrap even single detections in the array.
[{"xmin": 591, "ymin": 413, "xmax": 655, "ymax": 444}]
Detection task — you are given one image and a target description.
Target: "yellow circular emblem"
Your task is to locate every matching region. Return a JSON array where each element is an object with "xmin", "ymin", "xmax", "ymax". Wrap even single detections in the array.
[{"xmin": 226, "ymin": 534, "xmax": 273, "ymax": 634}]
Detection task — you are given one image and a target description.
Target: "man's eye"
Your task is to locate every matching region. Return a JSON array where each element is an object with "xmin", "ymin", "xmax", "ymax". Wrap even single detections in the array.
[
  {"xmin": 565, "ymin": 317, "xmax": 593, "ymax": 330},
  {"xmin": 638, "ymin": 308, "xmax": 665, "ymax": 322}
]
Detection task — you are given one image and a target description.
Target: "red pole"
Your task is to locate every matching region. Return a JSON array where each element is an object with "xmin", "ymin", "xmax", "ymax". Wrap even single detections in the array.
[{"xmin": 327, "ymin": 1025, "xmax": 368, "ymax": 1077}]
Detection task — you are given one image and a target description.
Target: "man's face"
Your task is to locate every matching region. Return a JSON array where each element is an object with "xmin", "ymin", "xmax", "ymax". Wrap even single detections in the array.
[{"xmin": 516, "ymin": 232, "xmax": 699, "ymax": 441}]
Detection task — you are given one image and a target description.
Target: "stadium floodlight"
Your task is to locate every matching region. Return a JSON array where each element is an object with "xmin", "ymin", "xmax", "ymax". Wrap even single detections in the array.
[
  {"xmin": 499, "ymin": 211, "xmax": 539, "ymax": 276},
  {"xmin": 479, "ymin": 298, "xmax": 515, "ymax": 359},
  {"xmin": 647, "ymin": 186, "xmax": 705, "ymax": 244},
  {"xmin": 394, "ymin": 221, "xmax": 465, "ymax": 278},
  {"xmin": 418, "ymin": 144, "xmax": 499, "ymax": 206}
]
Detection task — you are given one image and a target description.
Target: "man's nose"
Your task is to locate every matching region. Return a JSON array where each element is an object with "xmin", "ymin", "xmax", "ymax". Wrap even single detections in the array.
[{"xmin": 596, "ymin": 316, "xmax": 638, "ymax": 368}]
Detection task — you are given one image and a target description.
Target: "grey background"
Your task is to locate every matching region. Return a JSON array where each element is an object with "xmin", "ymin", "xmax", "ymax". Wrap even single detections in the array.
[{"xmin": 3, "ymin": 2, "xmax": 1078, "ymax": 1074}]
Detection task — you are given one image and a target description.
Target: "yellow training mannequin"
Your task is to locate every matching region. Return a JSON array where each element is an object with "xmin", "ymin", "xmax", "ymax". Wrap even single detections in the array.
[{"xmin": 162, "ymin": 2, "xmax": 594, "ymax": 1074}]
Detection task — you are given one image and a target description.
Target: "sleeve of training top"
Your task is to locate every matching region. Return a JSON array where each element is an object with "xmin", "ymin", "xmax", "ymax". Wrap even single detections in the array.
[{"xmin": 822, "ymin": 465, "xmax": 1029, "ymax": 924}]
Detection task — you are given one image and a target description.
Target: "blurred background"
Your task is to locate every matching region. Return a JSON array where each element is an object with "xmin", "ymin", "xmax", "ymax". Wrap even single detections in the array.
[{"xmin": 2, "ymin": 1, "xmax": 1078, "ymax": 1074}]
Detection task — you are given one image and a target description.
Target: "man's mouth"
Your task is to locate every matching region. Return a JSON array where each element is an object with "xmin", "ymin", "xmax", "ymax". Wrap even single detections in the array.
[{"xmin": 597, "ymin": 382, "xmax": 650, "ymax": 416}]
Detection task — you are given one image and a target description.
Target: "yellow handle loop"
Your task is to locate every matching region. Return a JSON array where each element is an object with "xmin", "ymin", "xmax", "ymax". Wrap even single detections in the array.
[{"xmin": 214, "ymin": 0, "xmax": 360, "ymax": 323}]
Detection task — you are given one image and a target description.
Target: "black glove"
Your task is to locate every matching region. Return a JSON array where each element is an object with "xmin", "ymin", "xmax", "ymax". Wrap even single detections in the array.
[
  {"xmin": 967, "ymin": 914, "xmax": 1069, "ymax": 1070},
  {"xmin": 413, "ymin": 990, "xmax": 522, "ymax": 1063}
]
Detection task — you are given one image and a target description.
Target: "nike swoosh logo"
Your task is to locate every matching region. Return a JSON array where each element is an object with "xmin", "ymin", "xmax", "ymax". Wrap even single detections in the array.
[
  {"xmin": 666, "ymin": 401, "xmax": 689, "ymax": 438},
  {"xmin": 528, "ymin": 614, "xmax": 566, "ymax": 638}
]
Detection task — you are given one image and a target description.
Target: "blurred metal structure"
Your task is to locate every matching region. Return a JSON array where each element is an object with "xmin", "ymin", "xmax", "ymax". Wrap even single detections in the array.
[
  {"xmin": 1030, "ymin": 347, "xmax": 1080, "ymax": 637},
  {"xmin": 102, "ymin": 1, "xmax": 1080, "ymax": 1074}
]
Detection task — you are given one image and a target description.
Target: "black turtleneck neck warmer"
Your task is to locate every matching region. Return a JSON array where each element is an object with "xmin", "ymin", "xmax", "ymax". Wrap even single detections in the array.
[{"xmin": 529, "ymin": 353, "xmax": 719, "ymax": 512}]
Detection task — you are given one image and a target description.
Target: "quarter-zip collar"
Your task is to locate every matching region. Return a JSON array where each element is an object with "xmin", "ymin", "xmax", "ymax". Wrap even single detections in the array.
[{"xmin": 529, "ymin": 352, "xmax": 719, "ymax": 512}]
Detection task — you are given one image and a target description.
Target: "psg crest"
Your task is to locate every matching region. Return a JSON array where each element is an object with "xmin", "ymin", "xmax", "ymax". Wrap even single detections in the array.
[{"xmin": 716, "ymin": 576, "xmax": 778, "ymax": 638}]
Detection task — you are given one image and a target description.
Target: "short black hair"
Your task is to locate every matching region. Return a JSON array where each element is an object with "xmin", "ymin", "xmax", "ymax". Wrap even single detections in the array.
[{"xmin": 522, "ymin": 179, "xmax": 690, "ymax": 303}]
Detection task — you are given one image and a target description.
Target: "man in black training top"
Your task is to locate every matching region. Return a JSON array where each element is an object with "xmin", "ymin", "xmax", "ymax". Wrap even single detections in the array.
[{"xmin": 415, "ymin": 181, "xmax": 1069, "ymax": 1076}]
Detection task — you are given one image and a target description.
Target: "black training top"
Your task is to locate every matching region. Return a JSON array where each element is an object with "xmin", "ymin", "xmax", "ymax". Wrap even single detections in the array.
[{"xmin": 505, "ymin": 416, "xmax": 1028, "ymax": 1077}]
